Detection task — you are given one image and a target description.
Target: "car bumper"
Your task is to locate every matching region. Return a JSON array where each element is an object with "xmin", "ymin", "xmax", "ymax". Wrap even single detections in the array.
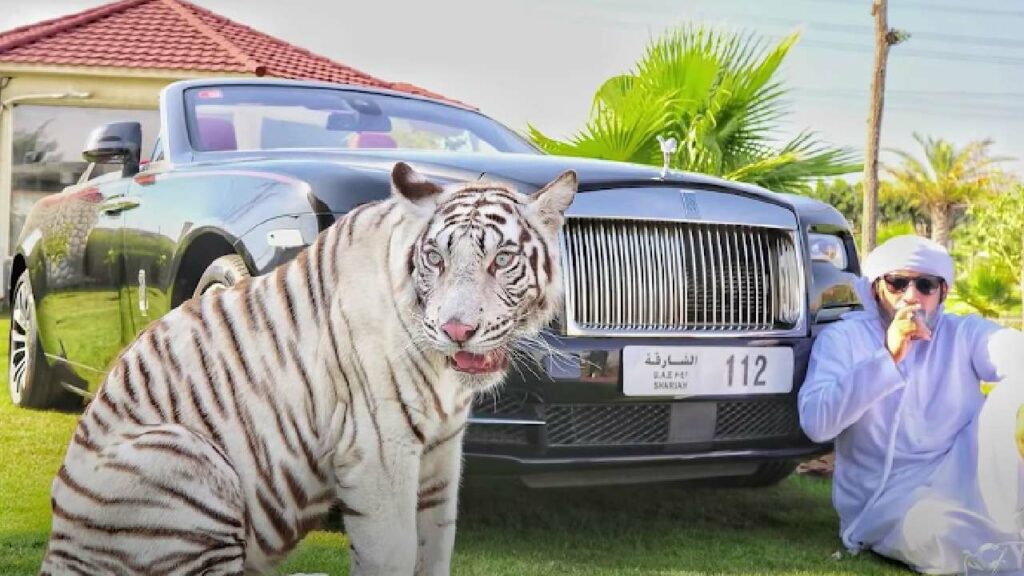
[
  {"xmin": 464, "ymin": 444, "xmax": 829, "ymax": 487},
  {"xmin": 462, "ymin": 334, "xmax": 823, "ymax": 486}
]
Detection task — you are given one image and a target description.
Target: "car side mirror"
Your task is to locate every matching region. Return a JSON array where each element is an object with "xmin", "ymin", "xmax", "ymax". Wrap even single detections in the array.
[{"xmin": 82, "ymin": 122, "xmax": 142, "ymax": 176}]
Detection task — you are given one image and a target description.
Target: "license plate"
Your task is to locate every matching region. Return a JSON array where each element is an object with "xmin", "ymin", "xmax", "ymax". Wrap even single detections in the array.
[{"xmin": 622, "ymin": 346, "xmax": 794, "ymax": 397}]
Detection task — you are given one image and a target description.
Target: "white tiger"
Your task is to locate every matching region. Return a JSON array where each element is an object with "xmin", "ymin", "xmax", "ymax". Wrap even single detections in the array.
[{"xmin": 40, "ymin": 162, "xmax": 577, "ymax": 575}]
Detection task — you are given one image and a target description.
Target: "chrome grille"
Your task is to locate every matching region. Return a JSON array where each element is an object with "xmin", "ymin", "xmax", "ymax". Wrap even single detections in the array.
[{"xmin": 562, "ymin": 219, "xmax": 802, "ymax": 333}]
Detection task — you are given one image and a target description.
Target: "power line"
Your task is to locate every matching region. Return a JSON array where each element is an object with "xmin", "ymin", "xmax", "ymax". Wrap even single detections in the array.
[
  {"xmin": 793, "ymin": 92, "xmax": 1024, "ymax": 120},
  {"xmin": 745, "ymin": 14, "xmax": 1024, "ymax": 51},
  {"xmin": 802, "ymin": 91, "xmax": 1024, "ymax": 112},
  {"xmin": 788, "ymin": 87, "xmax": 1024, "ymax": 115},
  {"xmin": 800, "ymin": 39, "xmax": 1024, "ymax": 66},
  {"xmin": 708, "ymin": 12, "xmax": 1024, "ymax": 65},
  {"xmin": 897, "ymin": 0, "xmax": 1024, "ymax": 18},
  {"xmin": 809, "ymin": 0, "xmax": 1024, "ymax": 19},
  {"xmin": 793, "ymin": 87, "xmax": 1024, "ymax": 100}
]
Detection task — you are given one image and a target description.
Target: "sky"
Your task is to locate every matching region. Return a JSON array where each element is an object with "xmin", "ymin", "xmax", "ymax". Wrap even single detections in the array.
[{"xmin": 3, "ymin": 0, "xmax": 1024, "ymax": 175}]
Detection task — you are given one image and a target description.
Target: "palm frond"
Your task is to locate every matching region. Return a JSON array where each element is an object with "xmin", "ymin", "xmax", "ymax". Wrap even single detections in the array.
[
  {"xmin": 527, "ymin": 25, "xmax": 857, "ymax": 188},
  {"xmin": 727, "ymin": 131, "xmax": 860, "ymax": 193},
  {"xmin": 885, "ymin": 134, "xmax": 1013, "ymax": 209}
]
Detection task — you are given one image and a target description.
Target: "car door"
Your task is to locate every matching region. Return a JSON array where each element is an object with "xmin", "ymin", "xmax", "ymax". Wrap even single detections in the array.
[
  {"xmin": 120, "ymin": 160, "xmax": 249, "ymax": 337},
  {"xmin": 119, "ymin": 166, "xmax": 182, "ymax": 337},
  {"xmin": 32, "ymin": 173, "xmax": 132, "ymax": 395}
]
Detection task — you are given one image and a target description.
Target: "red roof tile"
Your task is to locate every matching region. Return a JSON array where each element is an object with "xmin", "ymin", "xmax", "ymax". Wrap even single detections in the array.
[{"xmin": 0, "ymin": 0, "xmax": 460, "ymax": 103}]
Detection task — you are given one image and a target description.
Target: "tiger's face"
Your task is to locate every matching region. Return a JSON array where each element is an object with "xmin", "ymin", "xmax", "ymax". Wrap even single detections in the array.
[{"xmin": 391, "ymin": 162, "xmax": 576, "ymax": 391}]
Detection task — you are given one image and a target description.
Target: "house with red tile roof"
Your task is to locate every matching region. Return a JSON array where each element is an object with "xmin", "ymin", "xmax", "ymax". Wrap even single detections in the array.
[{"xmin": 0, "ymin": 0, "xmax": 454, "ymax": 294}]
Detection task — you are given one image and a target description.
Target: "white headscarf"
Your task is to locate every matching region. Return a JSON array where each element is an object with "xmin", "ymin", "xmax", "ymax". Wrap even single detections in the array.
[
  {"xmin": 846, "ymin": 235, "xmax": 954, "ymax": 322},
  {"xmin": 862, "ymin": 235, "xmax": 955, "ymax": 286}
]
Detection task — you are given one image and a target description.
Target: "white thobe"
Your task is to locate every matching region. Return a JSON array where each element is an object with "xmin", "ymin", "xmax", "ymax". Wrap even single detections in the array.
[{"xmin": 799, "ymin": 280, "xmax": 1024, "ymax": 574}]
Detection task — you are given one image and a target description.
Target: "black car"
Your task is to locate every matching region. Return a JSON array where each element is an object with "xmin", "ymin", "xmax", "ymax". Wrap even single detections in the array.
[{"xmin": 8, "ymin": 78, "xmax": 859, "ymax": 487}]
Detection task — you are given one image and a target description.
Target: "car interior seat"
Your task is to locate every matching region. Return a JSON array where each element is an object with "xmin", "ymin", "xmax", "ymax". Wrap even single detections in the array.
[
  {"xmin": 196, "ymin": 117, "xmax": 238, "ymax": 151},
  {"xmin": 352, "ymin": 132, "xmax": 398, "ymax": 149}
]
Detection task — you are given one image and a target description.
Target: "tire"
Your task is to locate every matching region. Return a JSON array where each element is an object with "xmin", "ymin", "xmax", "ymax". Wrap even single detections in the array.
[
  {"xmin": 193, "ymin": 254, "xmax": 251, "ymax": 298},
  {"xmin": 8, "ymin": 271, "xmax": 78, "ymax": 409}
]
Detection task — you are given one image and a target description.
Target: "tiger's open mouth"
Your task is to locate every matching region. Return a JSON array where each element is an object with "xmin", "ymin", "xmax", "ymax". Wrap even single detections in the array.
[{"xmin": 447, "ymin": 350, "xmax": 509, "ymax": 374}]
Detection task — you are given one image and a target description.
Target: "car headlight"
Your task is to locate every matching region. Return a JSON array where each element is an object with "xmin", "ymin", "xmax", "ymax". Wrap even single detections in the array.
[{"xmin": 808, "ymin": 233, "xmax": 848, "ymax": 269}]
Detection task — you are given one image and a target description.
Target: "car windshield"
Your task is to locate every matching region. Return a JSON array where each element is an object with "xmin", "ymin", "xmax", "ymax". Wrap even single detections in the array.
[{"xmin": 183, "ymin": 85, "xmax": 537, "ymax": 154}]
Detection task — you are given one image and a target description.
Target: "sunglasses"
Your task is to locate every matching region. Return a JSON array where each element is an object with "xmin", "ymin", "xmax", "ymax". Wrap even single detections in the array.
[{"xmin": 881, "ymin": 274, "xmax": 944, "ymax": 296}]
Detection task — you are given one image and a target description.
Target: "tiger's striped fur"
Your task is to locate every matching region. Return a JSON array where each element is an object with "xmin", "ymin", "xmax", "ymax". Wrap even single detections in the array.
[{"xmin": 40, "ymin": 163, "xmax": 577, "ymax": 576}]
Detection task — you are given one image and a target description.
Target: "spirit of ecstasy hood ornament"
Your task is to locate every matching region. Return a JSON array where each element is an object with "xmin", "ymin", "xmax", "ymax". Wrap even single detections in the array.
[{"xmin": 656, "ymin": 134, "xmax": 677, "ymax": 179}]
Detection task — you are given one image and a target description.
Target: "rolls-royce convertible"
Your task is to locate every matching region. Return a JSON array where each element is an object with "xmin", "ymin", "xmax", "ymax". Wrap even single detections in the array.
[{"xmin": 8, "ymin": 78, "xmax": 859, "ymax": 488}]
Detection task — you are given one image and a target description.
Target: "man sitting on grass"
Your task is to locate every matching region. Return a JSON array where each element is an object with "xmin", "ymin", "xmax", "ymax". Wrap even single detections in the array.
[{"xmin": 799, "ymin": 235, "xmax": 1024, "ymax": 573}]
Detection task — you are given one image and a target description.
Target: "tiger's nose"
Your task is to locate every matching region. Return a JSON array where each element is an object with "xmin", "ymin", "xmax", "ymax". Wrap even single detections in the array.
[{"xmin": 442, "ymin": 321, "xmax": 477, "ymax": 343}]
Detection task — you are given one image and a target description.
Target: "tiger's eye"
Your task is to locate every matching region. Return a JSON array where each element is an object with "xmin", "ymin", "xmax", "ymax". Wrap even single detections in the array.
[
  {"xmin": 494, "ymin": 253, "xmax": 514, "ymax": 267},
  {"xmin": 426, "ymin": 251, "xmax": 443, "ymax": 266}
]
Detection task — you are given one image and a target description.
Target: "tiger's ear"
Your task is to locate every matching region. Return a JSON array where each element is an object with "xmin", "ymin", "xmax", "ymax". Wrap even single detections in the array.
[
  {"xmin": 528, "ymin": 170, "xmax": 577, "ymax": 233},
  {"xmin": 391, "ymin": 162, "xmax": 443, "ymax": 216}
]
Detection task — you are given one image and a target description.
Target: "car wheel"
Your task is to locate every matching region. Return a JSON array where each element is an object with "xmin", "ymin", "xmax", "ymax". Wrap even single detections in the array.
[
  {"xmin": 193, "ymin": 254, "xmax": 251, "ymax": 298},
  {"xmin": 8, "ymin": 271, "xmax": 77, "ymax": 409}
]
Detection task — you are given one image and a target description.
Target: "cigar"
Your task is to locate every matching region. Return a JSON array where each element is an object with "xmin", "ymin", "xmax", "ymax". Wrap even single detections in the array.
[{"xmin": 910, "ymin": 309, "xmax": 930, "ymax": 340}]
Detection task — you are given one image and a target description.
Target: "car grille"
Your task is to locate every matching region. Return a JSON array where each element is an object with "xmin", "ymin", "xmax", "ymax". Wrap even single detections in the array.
[
  {"xmin": 465, "ymin": 391, "xmax": 539, "ymax": 446},
  {"xmin": 544, "ymin": 404, "xmax": 670, "ymax": 446},
  {"xmin": 562, "ymin": 219, "xmax": 802, "ymax": 333},
  {"xmin": 465, "ymin": 424, "xmax": 530, "ymax": 445},
  {"xmin": 471, "ymin": 389, "xmax": 535, "ymax": 416},
  {"xmin": 714, "ymin": 399, "xmax": 800, "ymax": 440},
  {"xmin": 467, "ymin": 399, "xmax": 802, "ymax": 448}
]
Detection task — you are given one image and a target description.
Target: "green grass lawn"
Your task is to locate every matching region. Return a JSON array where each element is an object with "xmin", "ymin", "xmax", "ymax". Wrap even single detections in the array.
[{"xmin": 0, "ymin": 315, "xmax": 911, "ymax": 575}]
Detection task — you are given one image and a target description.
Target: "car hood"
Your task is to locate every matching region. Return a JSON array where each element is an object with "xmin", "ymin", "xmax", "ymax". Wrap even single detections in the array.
[
  {"xmin": 368, "ymin": 150, "xmax": 699, "ymax": 191},
  {"xmin": 183, "ymin": 149, "xmax": 835, "ymax": 231},
  {"xmin": 190, "ymin": 148, "xmax": 784, "ymax": 199}
]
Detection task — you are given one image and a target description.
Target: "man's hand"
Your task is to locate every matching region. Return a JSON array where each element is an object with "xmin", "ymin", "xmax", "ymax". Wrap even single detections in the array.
[{"xmin": 887, "ymin": 304, "xmax": 932, "ymax": 363}]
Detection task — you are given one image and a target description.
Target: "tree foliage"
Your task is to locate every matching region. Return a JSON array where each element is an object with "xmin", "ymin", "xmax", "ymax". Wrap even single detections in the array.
[
  {"xmin": 953, "ymin": 186, "xmax": 1024, "ymax": 324},
  {"xmin": 958, "ymin": 186, "xmax": 1024, "ymax": 276},
  {"xmin": 949, "ymin": 265, "xmax": 1018, "ymax": 320},
  {"xmin": 884, "ymin": 134, "xmax": 1010, "ymax": 248},
  {"xmin": 528, "ymin": 26, "xmax": 859, "ymax": 193},
  {"xmin": 806, "ymin": 179, "xmax": 921, "ymax": 233}
]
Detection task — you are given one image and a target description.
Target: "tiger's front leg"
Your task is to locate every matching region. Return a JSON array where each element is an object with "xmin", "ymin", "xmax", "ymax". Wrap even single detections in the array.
[
  {"xmin": 414, "ymin": 426, "xmax": 466, "ymax": 576},
  {"xmin": 335, "ymin": 440, "xmax": 421, "ymax": 575}
]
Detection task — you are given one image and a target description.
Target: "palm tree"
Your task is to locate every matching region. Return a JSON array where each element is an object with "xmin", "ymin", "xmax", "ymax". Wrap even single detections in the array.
[
  {"xmin": 527, "ymin": 26, "xmax": 858, "ymax": 193},
  {"xmin": 13, "ymin": 119, "xmax": 59, "ymax": 164},
  {"xmin": 955, "ymin": 186, "xmax": 1024, "ymax": 326},
  {"xmin": 884, "ymin": 134, "xmax": 1009, "ymax": 248}
]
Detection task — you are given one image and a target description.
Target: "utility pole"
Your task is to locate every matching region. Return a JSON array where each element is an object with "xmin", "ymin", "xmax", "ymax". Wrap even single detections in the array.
[{"xmin": 862, "ymin": 0, "xmax": 907, "ymax": 253}]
